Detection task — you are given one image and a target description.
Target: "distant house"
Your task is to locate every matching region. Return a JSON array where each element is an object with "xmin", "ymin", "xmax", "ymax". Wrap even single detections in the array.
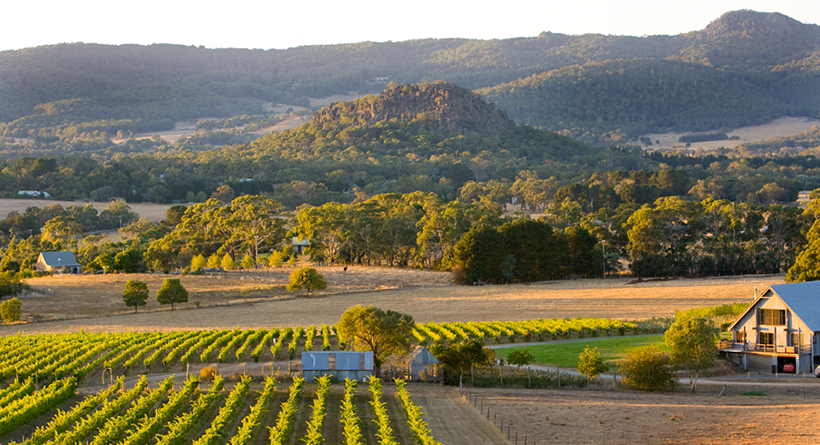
[
  {"xmin": 300, "ymin": 351, "xmax": 374, "ymax": 381},
  {"xmin": 292, "ymin": 237, "xmax": 310, "ymax": 254},
  {"xmin": 35, "ymin": 251, "xmax": 81, "ymax": 274},
  {"xmin": 721, "ymin": 281, "xmax": 820, "ymax": 374},
  {"xmin": 17, "ymin": 190, "xmax": 52, "ymax": 199}
]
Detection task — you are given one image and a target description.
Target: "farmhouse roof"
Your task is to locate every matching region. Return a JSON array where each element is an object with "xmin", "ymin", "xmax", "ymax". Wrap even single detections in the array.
[
  {"xmin": 292, "ymin": 237, "xmax": 309, "ymax": 246},
  {"xmin": 39, "ymin": 251, "xmax": 81, "ymax": 268},
  {"xmin": 729, "ymin": 281, "xmax": 820, "ymax": 332}
]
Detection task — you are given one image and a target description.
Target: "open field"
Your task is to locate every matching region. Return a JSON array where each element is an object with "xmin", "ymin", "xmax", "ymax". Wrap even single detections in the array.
[
  {"xmin": 18, "ymin": 266, "xmax": 451, "ymax": 321},
  {"xmin": 466, "ymin": 385, "xmax": 820, "ymax": 444},
  {"xmin": 5, "ymin": 273, "xmax": 780, "ymax": 334},
  {"xmin": 0, "ymin": 198, "xmax": 180, "ymax": 222},
  {"xmin": 494, "ymin": 335, "xmax": 667, "ymax": 368},
  {"xmin": 640, "ymin": 116, "xmax": 820, "ymax": 151}
]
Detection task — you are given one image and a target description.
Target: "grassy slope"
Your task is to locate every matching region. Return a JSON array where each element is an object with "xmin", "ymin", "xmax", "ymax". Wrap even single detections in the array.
[{"xmin": 493, "ymin": 335, "xmax": 667, "ymax": 368}]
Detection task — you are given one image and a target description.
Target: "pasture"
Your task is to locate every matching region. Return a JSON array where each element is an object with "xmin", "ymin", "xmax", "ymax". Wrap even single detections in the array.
[
  {"xmin": 0, "ymin": 198, "xmax": 178, "ymax": 222},
  {"xmin": 640, "ymin": 115, "xmax": 820, "ymax": 151},
  {"xmin": 8, "ymin": 272, "xmax": 780, "ymax": 335},
  {"xmin": 493, "ymin": 335, "xmax": 667, "ymax": 368},
  {"xmin": 463, "ymin": 385, "xmax": 820, "ymax": 444}
]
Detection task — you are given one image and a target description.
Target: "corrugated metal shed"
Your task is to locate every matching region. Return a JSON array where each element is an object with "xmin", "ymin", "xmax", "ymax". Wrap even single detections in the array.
[{"xmin": 301, "ymin": 351, "xmax": 374, "ymax": 382}]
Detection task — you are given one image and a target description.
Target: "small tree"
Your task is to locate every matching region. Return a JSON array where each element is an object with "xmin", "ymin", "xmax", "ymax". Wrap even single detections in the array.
[
  {"xmin": 156, "ymin": 278, "xmax": 188, "ymax": 310},
  {"xmin": 0, "ymin": 298, "xmax": 22, "ymax": 323},
  {"xmin": 191, "ymin": 254, "xmax": 207, "ymax": 270},
  {"xmin": 240, "ymin": 254, "xmax": 255, "ymax": 270},
  {"xmin": 286, "ymin": 267, "xmax": 327, "ymax": 296},
  {"xmin": 507, "ymin": 348, "xmax": 535, "ymax": 369},
  {"xmin": 665, "ymin": 316, "xmax": 718, "ymax": 392},
  {"xmin": 207, "ymin": 253, "xmax": 220, "ymax": 269},
  {"xmin": 619, "ymin": 345, "xmax": 677, "ymax": 390},
  {"xmin": 123, "ymin": 279, "xmax": 149, "ymax": 314},
  {"xmin": 221, "ymin": 254, "xmax": 235, "ymax": 271},
  {"xmin": 578, "ymin": 345, "xmax": 609, "ymax": 380}
]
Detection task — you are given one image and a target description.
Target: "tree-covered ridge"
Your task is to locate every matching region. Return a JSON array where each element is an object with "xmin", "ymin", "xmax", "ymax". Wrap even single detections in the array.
[
  {"xmin": 311, "ymin": 81, "xmax": 515, "ymax": 136},
  {"xmin": 477, "ymin": 59, "xmax": 793, "ymax": 144},
  {"xmin": 680, "ymin": 10, "xmax": 820, "ymax": 68},
  {"xmin": 2, "ymin": 10, "xmax": 820, "ymax": 145}
]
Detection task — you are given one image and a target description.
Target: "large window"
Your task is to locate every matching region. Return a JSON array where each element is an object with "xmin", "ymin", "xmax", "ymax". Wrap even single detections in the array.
[
  {"xmin": 760, "ymin": 332, "xmax": 774, "ymax": 345},
  {"xmin": 759, "ymin": 309, "xmax": 786, "ymax": 326}
]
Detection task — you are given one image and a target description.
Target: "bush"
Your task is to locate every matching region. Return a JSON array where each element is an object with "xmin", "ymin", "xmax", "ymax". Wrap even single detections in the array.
[
  {"xmin": 200, "ymin": 366, "xmax": 217, "ymax": 381},
  {"xmin": 0, "ymin": 298, "xmax": 22, "ymax": 323},
  {"xmin": 619, "ymin": 345, "xmax": 677, "ymax": 390}
]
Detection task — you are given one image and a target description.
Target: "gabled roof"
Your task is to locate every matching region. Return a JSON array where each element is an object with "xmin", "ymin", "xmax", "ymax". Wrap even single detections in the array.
[
  {"xmin": 729, "ymin": 281, "xmax": 820, "ymax": 332},
  {"xmin": 39, "ymin": 251, "xmax": 80, "ymax": 268}
]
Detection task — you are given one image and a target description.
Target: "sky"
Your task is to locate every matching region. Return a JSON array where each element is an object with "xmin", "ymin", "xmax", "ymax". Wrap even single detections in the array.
[{"xmin": 1, "ymin": 0, "xmax": 819, "ymax": 52}]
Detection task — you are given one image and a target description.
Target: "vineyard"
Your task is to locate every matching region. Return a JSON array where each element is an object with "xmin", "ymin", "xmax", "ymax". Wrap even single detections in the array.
[
  {"xmin": 0, "ymin": 317, "xmax": 640, "ymax": 443},
  {"xmin": 0, "ymin": 318, "xmax": 638, "ymax": 387},
  {"xmin": 0, "ymin": 373, "xmax": 443, "ymax": 445}
]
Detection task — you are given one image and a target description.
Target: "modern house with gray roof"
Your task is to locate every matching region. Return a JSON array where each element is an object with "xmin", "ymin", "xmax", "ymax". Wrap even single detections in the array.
[
  {"xmin": 721, "ymin": 281, "xmax": 820, "ymax": 374},
  {"xmin": 35, "ymin": 251, "xmax": 81, "ymax": 274}
]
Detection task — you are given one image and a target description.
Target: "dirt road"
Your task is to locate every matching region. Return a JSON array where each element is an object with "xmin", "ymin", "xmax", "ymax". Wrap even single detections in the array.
[{"xmin": 408, "ymin": 385, "xmax": 510, "ymax": 445}]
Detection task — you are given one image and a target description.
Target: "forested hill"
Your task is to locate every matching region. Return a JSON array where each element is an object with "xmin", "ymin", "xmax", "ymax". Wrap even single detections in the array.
[
  {"xmin": 311, "ymin": 82, "xmax": 515, "ymax": 136},
  {"xmin": 1, "ymin": 10, "xmax": 819, "ymax": 147}
]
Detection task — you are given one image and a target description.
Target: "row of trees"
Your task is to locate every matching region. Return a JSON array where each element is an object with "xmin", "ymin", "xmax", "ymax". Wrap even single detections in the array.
[
  {"xmin": 1, "ymin": 190, "xmax": 815, "ymax": 281},
  {"xmin": 454, "ymin": 219, "xmax": 598, "ymax": 284}
]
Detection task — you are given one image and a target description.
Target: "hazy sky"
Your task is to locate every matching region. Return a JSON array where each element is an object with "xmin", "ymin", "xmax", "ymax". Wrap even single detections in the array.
[{"xmin": 2, "ymin": 0, "xmax": 818, "ymax": 52}]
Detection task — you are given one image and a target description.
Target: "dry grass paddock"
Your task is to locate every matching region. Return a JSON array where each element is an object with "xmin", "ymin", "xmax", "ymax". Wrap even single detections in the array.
[
  {"xmin": 4, "ymin": 272, "xmax": 781, "ymax": 334},
  {"xmin": 460, "ymin": 384, "xmax": 820, "ymax": 444},
  {"xmin": 641, "ymin": 116, "xmax": 820, "ymax": 151},
  {"xmin": 0, "ymin": 198, "xmax": 178, "ymax": 222}
]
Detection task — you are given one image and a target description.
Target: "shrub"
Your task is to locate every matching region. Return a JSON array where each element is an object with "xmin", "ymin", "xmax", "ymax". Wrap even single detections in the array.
[
  {"xmin": 200, "ymin": 366, "xmax": 217, "ymax": 381},
  {"xmin": 0, "ymin": 298, "xmax": 22, "ymax": 323},
  {"xmin": 619, "ymin": 345, "xmax": 677, "ymax": 390}
]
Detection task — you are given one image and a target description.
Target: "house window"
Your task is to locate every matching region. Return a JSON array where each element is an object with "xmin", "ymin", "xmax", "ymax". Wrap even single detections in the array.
[
  {"xmin": 736, "ymin": 331, "xmax": 745, "ymax": 342},
  {"xmin": 759, "ymin": 309, "xmax": 786, "ymax": 326},
  {"xmin": 792, "ymin": 332, "xmax": 803, "ymax": 347},
  {"xmin": 760, "ymin": 332, "xmax": 774, "ymax": 345}
]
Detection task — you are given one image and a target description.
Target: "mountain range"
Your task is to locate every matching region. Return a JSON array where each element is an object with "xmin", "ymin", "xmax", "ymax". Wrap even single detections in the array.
[{"xmin": 1, "ymin": 9, "xmax": 819, "ymax": 146}]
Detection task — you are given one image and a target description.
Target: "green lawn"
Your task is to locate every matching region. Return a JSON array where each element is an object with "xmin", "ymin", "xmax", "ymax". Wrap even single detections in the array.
[{"xmin": 493, "ymin": 335, "xmax": 668, "ymax": 368}]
